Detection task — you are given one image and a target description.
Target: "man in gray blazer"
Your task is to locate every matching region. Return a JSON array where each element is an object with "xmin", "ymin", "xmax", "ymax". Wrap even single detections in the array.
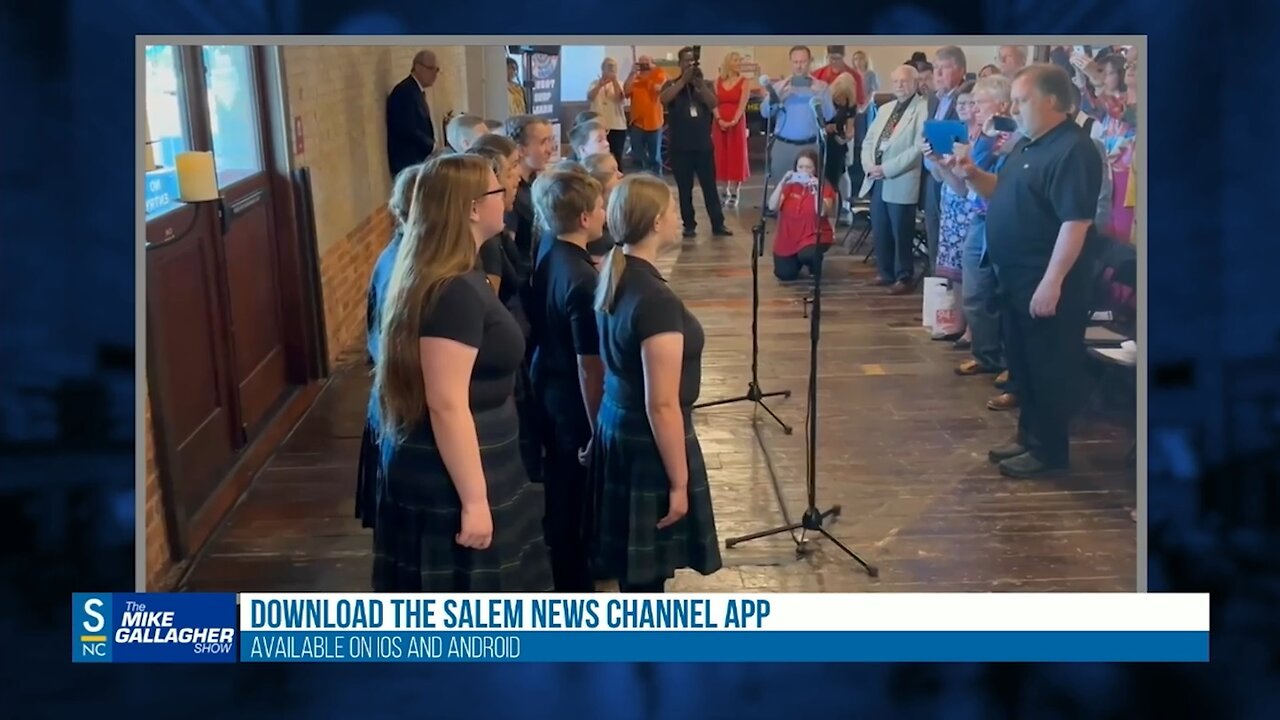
[
  {"xmin": 923, "ymin": 46, "xmax": 968, "ymax": 276},
  {"xmin": 860, "ymin": 64, "xmax": 928, "ymax": 294}
]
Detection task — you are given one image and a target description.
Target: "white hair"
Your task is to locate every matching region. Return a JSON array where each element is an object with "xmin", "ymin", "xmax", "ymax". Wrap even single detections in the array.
[{"xmin": 972, "ymin": 75, "xmax": 1012, "ymax": 104}]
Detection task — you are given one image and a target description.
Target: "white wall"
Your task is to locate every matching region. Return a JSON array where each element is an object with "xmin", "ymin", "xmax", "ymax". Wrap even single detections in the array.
[{"xmin": 515, "ymin": 43, "xmax": 1033, "ymax": 103}]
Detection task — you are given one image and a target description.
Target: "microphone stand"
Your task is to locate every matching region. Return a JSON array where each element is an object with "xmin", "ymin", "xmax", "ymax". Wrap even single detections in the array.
[
  {"xmin": 693, "ymin": 82, "xmax": 792, "ymax": 435},
  {"xmin": 724, "ymin": 95, "xmax": 878, "ymax": 578}
]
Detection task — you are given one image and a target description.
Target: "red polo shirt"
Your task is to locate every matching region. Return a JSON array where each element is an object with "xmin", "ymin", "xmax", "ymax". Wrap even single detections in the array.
[{"xmin": 774, "ymin": 181, "xmax": 837, "ymax": 257}]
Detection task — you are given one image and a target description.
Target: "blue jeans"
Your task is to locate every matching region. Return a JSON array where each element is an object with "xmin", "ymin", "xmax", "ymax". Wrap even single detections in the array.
[
  {"xmin": 961, "ymin": 217, "xmax": 1004, "ymax": 371},
  {"xmin": 629, "ymin": 127, "xmax": 662, "ymax": 175}
]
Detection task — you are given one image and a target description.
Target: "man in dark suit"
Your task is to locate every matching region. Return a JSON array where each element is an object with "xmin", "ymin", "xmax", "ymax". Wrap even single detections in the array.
[
  {"xmin": 921, "ymin": 46, "xmax": 967, "ymax": 277},
  {"xmin": 386, "ymin": 50, "xmax": 439, "ymax": 178}
]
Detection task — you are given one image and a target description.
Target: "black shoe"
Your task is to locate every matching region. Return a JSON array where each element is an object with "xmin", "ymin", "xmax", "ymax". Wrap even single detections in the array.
[
  {"xmin": 999, "ymin": 452, "xmax": 1067, "ymax": 478},
  {"xmin": 712, "ymin": 226, "xmax": 733, "ymax": 237},
  {"xmin": 988, "ymin": 442, "xmax": 1027, "ymax": 464},
  {"xmin": 682, "ymin": 227, "xmax": 697, "ymax": 238}
]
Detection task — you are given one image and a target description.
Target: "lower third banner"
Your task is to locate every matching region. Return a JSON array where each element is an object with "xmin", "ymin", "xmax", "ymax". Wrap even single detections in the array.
[{"xmin": 237, "ymin": 630, "xmax": 1207, "ymax": 663}]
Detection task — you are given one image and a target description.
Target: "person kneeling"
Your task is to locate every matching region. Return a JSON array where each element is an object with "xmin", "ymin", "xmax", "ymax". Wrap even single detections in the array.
[{"xmin": 768, "ymin": 149, "xmax": 837, "ymax": 281}]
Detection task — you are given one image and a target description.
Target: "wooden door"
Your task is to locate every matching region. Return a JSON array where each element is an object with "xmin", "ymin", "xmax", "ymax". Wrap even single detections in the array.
[
  {"xmin": 145, "ymin": 46, "xmax": 241, "ymax": 544},
  {"xmin": 202, "ymin": 45, "xmax": 291, "ymax": 436},
  {"xmin": 145, "ymin": 44, "xmax": 306, "ymax": 557}
]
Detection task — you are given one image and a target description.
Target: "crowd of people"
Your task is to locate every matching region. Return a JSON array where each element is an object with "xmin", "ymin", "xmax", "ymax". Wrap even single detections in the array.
[{"xmin": 366, "ymin": 42, "xmax": 1141, "ymax": 593}]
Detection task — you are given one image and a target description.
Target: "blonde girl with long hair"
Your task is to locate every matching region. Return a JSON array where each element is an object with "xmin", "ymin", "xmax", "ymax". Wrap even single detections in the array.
[
  {"xmin": 356, "ymin": 162, "xmax": 423, "ymax": 529},
  {"xmin": 372, "ymin": 153, "xmax": 552, "ymax": 592},
  {"xmin": 581, "ymin": 151, "xmax": 624, "ymax": 260},
  {"xmin": 587, "ymin": 174, "xmax": 723, "ymax": 593}
]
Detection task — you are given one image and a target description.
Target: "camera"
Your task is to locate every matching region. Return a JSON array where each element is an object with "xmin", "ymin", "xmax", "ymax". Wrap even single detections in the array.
[{"xmin": 682, "ymin": 45, "xmax": 702, "ymax": 69}]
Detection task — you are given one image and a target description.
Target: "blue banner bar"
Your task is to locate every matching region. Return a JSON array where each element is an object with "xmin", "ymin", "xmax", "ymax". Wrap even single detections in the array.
[{"xmin": 239, "ymin": 631, "xmax": 1208, "ymax": 663}]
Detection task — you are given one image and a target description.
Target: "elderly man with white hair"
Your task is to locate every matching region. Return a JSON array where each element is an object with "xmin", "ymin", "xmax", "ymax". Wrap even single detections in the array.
[
  {"xmin": 385, "ymin": 49, "xmax": 439, "ymax": 178},
  {"xmin": 444, "ymin": 114, "xmax": 489, "ymax": 153},
  {"xmin": 859, "ymin": 64, "xmax": 928, "ymax": 294},
  {"xmin": 997, "ymin": 45, "xmax": 1028, "ymax": 77}
]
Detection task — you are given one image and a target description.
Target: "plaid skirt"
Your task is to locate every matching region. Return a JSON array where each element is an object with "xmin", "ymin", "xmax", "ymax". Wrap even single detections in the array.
[
  {"xmin": 587, "ymin": 398, "xmax": 723, "ymax": 587},
  {"xmin": 513, "ymin": 363, "xmax": 544, "ymax": 484},
  {"xmin": 372, "ymin": 399, "xmax": 553, "ymax": 592}
]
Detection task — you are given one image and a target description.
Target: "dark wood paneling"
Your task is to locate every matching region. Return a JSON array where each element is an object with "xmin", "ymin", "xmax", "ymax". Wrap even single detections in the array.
[
  {"xmin": 221, "ymin": 189, "xmax": 290, "ymax": 433},
  {"xmin": 146, "ymin": 224, "xmax": 238, "ymax": 529}
]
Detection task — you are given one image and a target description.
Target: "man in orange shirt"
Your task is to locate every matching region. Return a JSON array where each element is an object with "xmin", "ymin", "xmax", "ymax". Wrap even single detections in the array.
[
  {"xmin": 624, "ymin": 55, "xmax": 667, "ymax": 174},
  {"xmin": 812, "ymin": 45, "xmax": 866, "ymax": 108}
]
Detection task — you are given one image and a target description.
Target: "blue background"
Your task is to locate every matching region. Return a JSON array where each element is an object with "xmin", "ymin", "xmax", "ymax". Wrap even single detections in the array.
[{"xmin": 1, "ymin": 0, "xmax": 1275, "ymax": 716}]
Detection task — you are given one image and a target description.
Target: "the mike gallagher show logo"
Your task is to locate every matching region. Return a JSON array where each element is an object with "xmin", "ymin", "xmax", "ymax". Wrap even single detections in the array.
[{"xmin": 72, "ymin": 593, "xmax": 238, "ymax": 663}]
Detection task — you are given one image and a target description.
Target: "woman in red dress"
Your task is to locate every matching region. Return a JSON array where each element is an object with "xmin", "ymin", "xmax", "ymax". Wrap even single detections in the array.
[{"xmin": 712, "ymin": 51, "xmax": 751, "ymax": 207}]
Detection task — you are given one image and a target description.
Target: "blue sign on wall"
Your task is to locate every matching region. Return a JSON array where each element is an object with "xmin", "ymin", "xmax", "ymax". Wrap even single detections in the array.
[{"xmin": 144, "ymin": 168, "xmax": 181, "ymax": 221}]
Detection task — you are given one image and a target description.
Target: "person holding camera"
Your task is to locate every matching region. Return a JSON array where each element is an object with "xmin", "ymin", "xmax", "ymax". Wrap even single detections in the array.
[
  {"xmin": 759, "ymin": 46, "xmax": 837, "ymax": 189},
  {"xmin": 659, "ymin": 46, "xmax": 732, "ymax": 239},
  {"xmin": 767, "ymin": 148, "xmax": 837, "ymax": 281},
  {"xmin": 587, "ymin": 58, "xmax": 629, "ymax": 169},
  {"xmin": 624, "ymin": 55, "xmax": 667, "ymax": 175}
]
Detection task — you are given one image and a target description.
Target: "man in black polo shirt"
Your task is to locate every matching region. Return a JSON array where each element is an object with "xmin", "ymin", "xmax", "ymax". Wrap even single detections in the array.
[
  {"xmin": 659, "ymin": 46, "xmax": 732, "ymax": 239},
  {"xmin": 949, "ymin": 64, "xmax": 1102, "ymax": 478}
]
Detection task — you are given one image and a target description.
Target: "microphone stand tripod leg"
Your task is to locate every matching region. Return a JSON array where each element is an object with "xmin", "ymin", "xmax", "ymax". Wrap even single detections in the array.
[{"xmin": 692, "ymin": 117, "xmax": 792, "ymax": 434}]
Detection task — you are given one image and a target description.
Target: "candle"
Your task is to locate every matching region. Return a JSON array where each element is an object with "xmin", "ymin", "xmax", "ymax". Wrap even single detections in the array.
[{"xmin": 176, "ymin": 151, "xmax": 219, "ymax": 202}]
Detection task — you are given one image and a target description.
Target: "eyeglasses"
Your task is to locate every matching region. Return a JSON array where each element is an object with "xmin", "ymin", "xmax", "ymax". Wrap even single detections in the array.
[
  {"xmin": 416, "ymin": 61, "xmax": 439, "ymax": 71},
  {"xmin": 477, "ymin": 188, "xmax": 504, "ymax": 200}
]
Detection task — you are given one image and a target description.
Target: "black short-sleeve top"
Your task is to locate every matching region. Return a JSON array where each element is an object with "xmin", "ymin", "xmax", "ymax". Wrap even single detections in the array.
[
  {"xmin": 529, "ymin": 239, "xmax": 601, "ymax": 440},
  {"xmin": 597, "ymin": 256, "xmax": 704, "ymax": 411},
  {"xmin": 477, "ymin": 234, "xmax": 506, "ymax": 279},
  {"xmin": 986, "ymin": 119, "xmax": 1103, "ymax": 274},
  {"xmin": 417, "ymin": 270, "xmax": 525, "ymax": 413}
]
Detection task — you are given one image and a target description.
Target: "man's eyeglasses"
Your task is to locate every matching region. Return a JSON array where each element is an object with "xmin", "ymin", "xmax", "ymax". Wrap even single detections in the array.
[{"xmin": 416, "ymin": 61, "xmax": 439, "ymax": 71}]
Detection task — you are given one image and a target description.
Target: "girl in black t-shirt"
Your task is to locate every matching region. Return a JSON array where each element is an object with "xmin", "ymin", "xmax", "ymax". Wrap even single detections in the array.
[
  {"xmin": 528, "ymin": 170, "xmax": 608, "ymax": 591},
  {"xmin": 372, "ymin": 153, "xmax": 552, "ymax": 592},
  {"xmin": 472, "ymin": 134, "xmax": 546, "ymax": 487},
  {"xmin": 588, "ymin": 174, "xmax": 723, "ymax": 593},
  {"xmin": 581, "ymin": 151, "xmax": 625, "ymax": 264}
]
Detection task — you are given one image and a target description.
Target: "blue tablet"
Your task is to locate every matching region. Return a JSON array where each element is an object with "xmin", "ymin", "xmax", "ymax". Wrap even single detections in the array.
[{"xmin": 923, "ymin": 119, "xmax": 969, "ymax": 156}]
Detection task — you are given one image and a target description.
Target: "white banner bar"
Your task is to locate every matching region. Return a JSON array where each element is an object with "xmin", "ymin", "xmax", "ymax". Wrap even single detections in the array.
[{"xmin": 237, "ymin": 593, "xmax": 1209, "ymax": 633}]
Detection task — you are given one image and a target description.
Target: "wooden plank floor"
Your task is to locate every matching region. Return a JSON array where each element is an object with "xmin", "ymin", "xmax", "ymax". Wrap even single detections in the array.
[{"xmin": 181, "ymin": 178, "xmax": 1137, "ymax": 593}]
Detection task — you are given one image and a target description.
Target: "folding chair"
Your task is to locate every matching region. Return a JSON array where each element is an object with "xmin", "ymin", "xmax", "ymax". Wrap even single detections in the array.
[
  {"xmin": 840, "ymin": 199, "xmax": 873, "ymax": 257},
  {"xmin": 912, "ymin": 210, "xmax": 929, "ymax": 259}
]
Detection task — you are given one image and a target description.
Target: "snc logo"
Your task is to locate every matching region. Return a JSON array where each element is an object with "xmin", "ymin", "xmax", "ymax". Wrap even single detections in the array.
[{"xmin": 72, "ymin": 593, "xmax": 113, "ymax": 662}]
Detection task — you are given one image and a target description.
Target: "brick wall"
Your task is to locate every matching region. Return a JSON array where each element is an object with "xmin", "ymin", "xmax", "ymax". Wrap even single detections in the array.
[
  {"xmin": 284, "ymin": 45, "xmax": 469, "ymax": 363},
  {"xmin": 144, "ymin": 46, "xmax": 471, "ymax": 588}
]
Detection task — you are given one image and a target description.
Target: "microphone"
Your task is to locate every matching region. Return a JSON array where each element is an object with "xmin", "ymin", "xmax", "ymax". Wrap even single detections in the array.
[
  {"xmin": 758, "ymin": 74, "xmax": 780, "ymax": 102},
  {"xmin": 809, "ymin": 95, "xmax": 826, "ymax": 133}
]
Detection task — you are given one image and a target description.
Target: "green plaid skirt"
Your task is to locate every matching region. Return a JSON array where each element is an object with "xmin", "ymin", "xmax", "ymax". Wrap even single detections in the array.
[
  {"xmin": 372, "ymin": 399, "xmax": 553, "ymax": 592},
  {"xmin": 587, "ymin": 398, "xmax": 723, "ymax": 587}
]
